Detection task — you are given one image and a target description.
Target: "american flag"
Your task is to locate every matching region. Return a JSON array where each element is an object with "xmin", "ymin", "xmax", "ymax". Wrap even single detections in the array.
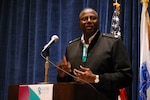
[{"xmin": 110, "ymin": 1, "xmax": 128, "ymax": 100}]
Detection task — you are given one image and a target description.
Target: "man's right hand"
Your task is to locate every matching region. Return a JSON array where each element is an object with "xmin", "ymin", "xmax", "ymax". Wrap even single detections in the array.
[{"xmin": 57, "ymin": 56, "xmax": 72, "ymax": 77}]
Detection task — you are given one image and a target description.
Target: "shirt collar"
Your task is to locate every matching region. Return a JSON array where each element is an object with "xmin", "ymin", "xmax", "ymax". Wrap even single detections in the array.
[{"xmin": 81, "ymin": 30, "xmax": 99, "ymax": 44}]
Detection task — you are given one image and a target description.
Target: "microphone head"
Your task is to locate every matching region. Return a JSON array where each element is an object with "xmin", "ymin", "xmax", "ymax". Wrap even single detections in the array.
[{"xmin": 51, "ymin": 35, "xmax": 59, "ymax": 42}]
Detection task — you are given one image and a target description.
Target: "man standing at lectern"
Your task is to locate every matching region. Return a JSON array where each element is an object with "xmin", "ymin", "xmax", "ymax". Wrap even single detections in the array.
[{"xmin": 57, "ymin": 8, "xmax": 132, "ymax": 100}]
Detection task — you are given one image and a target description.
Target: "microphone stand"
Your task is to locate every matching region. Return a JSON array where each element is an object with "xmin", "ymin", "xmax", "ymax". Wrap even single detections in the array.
[{"xmin": 44, "ymin": 50, "xmax": 50, "ymax": 83}]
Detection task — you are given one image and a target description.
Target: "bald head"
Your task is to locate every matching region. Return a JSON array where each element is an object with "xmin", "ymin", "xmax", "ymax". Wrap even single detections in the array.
[{"xmin": 79, "ymin": 8, "xmax": 98, "ymax": 18}]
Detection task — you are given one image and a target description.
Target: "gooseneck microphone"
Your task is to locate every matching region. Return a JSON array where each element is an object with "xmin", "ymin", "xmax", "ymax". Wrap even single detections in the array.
[
  {"xmin": 42, "ymin": 35, "xmax": 59, "ymax": 52},
  {"xmin": 41, "ymin": 35, "xmax": 59, "ymax": 83}
]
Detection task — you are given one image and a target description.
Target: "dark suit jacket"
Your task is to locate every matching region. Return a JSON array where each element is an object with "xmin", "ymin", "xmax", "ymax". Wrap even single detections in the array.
[{"xmin": 57, "ymin": 31, "xmax": 132, "ymax": 100}]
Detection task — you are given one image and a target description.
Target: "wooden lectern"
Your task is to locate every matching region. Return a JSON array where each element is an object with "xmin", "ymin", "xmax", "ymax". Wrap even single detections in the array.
[{"xmin": 8, "ymin": 82, "xmax": 109, "ymax": 100}]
